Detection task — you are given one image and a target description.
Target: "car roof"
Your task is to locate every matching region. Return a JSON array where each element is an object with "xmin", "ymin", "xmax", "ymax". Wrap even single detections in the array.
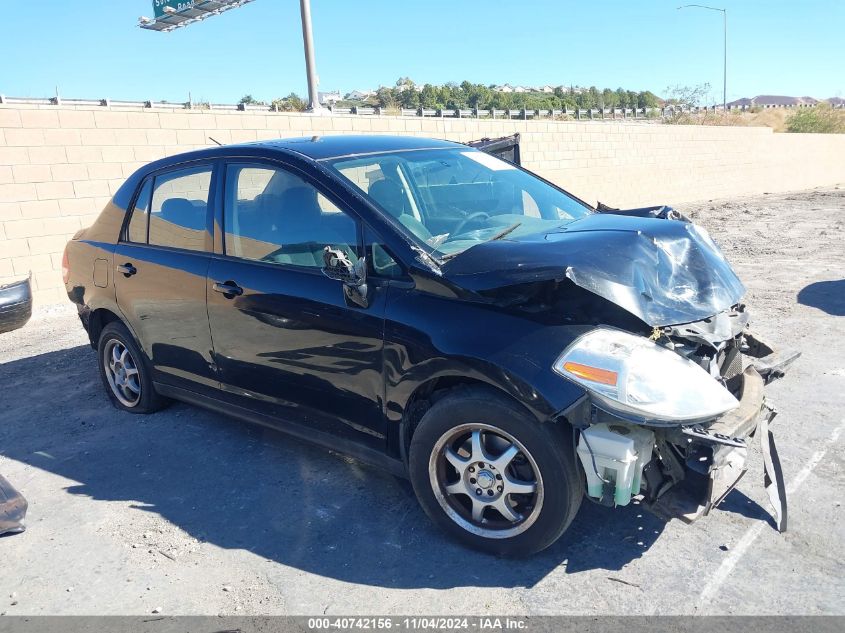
[
  {"xmin": 144, "ymin": 135, "xmax": 466, "ymax": 169},
  {"xmin": 254, "ymin": 135, "xmax": 464, "ymax": 160},
  {"xmin": 114, "ymin": 135, "xmax": 471, "ymax": 211}
]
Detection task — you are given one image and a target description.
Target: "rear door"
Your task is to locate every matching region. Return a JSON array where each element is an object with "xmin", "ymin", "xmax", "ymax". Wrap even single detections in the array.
[
  {"xmin": 206, "ymin": 160, "xmax": 388, "ymax": 450},
  {"xmin": 114, "ymin": 162, "xmax": 219, "ymax": 392}
]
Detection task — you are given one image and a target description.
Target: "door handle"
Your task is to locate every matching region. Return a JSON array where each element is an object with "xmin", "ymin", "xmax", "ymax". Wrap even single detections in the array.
[
  {"xmin": 213, "ymin": 280, "xmax": 243, "ymax": 297},
  {"xmin": 116, "ymin": 263, "xmax": 137, "ymax": 277}
]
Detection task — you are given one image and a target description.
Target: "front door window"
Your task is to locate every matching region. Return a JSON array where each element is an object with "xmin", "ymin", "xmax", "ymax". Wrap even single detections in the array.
[{"xmin": 223, "ymin": 164, "xmax": 358, "ymax": 268}]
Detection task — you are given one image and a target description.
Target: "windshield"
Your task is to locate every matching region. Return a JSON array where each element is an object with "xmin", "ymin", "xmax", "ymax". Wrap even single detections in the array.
[{"xmin": 326, "ymin": 148, "xmax": 592, "ymax": 260}]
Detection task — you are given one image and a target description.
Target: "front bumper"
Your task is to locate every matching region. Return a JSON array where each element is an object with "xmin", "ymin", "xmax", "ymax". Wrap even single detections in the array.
[{"xmin": 645, "ymin": 356, "xmax": 792, "ymax": 531}]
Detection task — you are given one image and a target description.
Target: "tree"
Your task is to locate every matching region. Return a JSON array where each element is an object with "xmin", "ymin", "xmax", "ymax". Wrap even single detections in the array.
[
  {"xmin": 249, "ymin": 78, "xmax": 667, "ymax": 115},
  {"xmin": 490, "ymin": 91, "xmax": 515, "ymax": 110},
  {"xmin": 637, "ymin": 90, "xmax": 660, "ymax": 108},
  {"xmin": 615, "ymin": 88, "xmax": 628, "ymax": 109},
  {"xmin": 443, "ymin": 82, "xmax": 461, "ymax": 109},
  {"xmin": 664, "ymin": 83, "xmax": 711, "ymax": 107},
  {"xmin": 271, "ymin": 93, "xmax": 305, "ymax": 112},
  {"xmin": 419, "ymin": 83, "xmax": 438, "ymax": 108},
  {"xmin": 239, "ymin": 94, "xmax": 264, "ymax": 105},
  {"xmin": 580, "ymin": 86, "xmax": 600, "ymax": 110},
  {"xmin": 395, "ymin": 76, "xmax": 415, "ymax": 91},
  {"xmin": 375, "ymin": 86, "xmax": 398, "ymax": 109},
  {"xmin": 436, "ymin": 84, "xmax": 455, "ymax": 109},
  {"xmin": 460, "ymin": 82, "xmax": 491, "ymax": 108},
  {"xmin": 560, "ymin": 93, "xmax": 577, "ymax": 110},
  {"xmin": 399, "ymin": 85, "xmax": 419, "ymax": 109}
]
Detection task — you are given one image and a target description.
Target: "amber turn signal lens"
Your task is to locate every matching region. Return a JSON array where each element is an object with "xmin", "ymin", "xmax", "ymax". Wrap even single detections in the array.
[{"xmin": 562, "ymin": 361, "xmax": 618, "ymax": 386}]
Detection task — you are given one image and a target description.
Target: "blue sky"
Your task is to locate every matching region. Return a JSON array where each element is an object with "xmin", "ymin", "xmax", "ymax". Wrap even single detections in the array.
[{"xmin": 1, "ymin": 0, "xmax": 841, "ymax": 103}]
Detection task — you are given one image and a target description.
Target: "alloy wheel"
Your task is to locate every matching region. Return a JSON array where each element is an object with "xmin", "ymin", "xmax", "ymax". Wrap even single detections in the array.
[
  {"xmin": 428, "ymin": 423, "xmax": 544, "ymax": 538},
  {"xmin": 103, "ymin": 339, "xmax": 141, "ymax": 407}
]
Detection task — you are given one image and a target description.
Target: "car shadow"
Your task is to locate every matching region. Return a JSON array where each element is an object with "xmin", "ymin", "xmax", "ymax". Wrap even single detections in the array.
[
  {"xmin": 0, "ymin": 345, "xmax": 677, "ymax": 589},
  {"xmin": 717, "ymin": 487, "xmax": 778, "ymax": 529},
  {"xmin": 797, "ymin": 279, "xmax": 845, "ymax": 316}
]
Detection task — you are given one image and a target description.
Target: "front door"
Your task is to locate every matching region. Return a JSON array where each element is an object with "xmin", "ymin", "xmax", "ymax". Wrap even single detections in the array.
[
  {"xmin": 206, "ymin": 161, "xmax": 387, "ymax": 450},
  {"xmin": 114, "ymin": 162, "xmax": 218, "ymax": 392}
]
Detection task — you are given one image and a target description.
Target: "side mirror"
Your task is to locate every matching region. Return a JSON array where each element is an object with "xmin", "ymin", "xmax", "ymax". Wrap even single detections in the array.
[{"xmin": 322, "ymin": 246, "xmax": 369, "ymax": 308}]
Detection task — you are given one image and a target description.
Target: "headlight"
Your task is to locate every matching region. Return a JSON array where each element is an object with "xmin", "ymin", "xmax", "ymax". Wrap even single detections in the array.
[{"xmin": 553, "ymin": 328, "xmax": 739, "ymax": 424}]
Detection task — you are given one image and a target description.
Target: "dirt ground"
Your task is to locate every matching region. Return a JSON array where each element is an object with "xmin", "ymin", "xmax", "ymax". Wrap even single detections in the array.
[{"xmin": 0, "ymin": 187, "xmax": 843, "ymax": 616}]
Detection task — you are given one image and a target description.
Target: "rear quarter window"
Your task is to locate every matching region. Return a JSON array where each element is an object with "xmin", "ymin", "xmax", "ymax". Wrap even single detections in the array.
[{"xmin": 126, "ymin": 179, "xmax": 152, "ymax": 243}]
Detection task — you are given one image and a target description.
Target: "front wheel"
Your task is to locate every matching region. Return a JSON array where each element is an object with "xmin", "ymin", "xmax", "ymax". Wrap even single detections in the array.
[{"xmin": 409, "ymin": 387, "xmax": 582, "ymax": 556}]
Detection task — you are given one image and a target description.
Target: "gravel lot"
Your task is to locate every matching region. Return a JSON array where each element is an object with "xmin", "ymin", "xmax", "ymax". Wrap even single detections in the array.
[{"xmin": 1, "ymin": 187, "xmax": 843, "ymax": 616}]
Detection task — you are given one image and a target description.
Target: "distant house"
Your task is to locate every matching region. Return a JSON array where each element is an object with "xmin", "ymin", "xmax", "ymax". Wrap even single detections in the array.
[
  {"xmin": 727, "ymin": 95, "xmax": 820, "ymax": 109},
  {"xmin": 513, "ymin": 86, "xmax": 527, "ymax": 93},
  {"xmin": 827, "ymin": 97, "xmax": 845, "ymax": 108},
  {"xmin": 494, "ymin": 84, "xmax": 513, "ymax": 93},
  {"xmin": 727, "ymin": 97, "xmax": 754, "ymax": 108},
  {"xmin": 318, "ymin": 91, "xmax": 342, "ymax": 105},
  {"xmin": 393, "ymin": 83, "xmax": 424, "ymax": 93},
  {"xmin": 345, "ymin": 90, "xmax": 374, "ymax": 101},
  {"xmin": 555, "ymin": 84, "xmax": 582, "ymax": 95},
  {"xmin": 540, "ymin": 85, "xmax": 554, "ymax": 93}
]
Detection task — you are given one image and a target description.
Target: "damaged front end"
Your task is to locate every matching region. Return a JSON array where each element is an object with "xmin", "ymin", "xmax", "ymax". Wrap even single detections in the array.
[
  {"xmin": 561, "ymin": 312, "xmax": 799, "ymax": 532},
  {"xmin": 442, "ymin": 204, "xmax": 799, "ymax": 531}
]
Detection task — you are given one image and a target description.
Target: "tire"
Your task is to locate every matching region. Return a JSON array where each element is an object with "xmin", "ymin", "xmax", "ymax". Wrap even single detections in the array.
[
  {"xmin": 97, "ymin": 321, "xmax": 168, "ymax": 414},
  {"xmin": 409, "ymin": 386, "xmax": 583, "ymax": 557}
]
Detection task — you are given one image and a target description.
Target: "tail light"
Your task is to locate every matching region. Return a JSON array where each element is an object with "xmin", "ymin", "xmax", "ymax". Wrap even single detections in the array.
[{"xmin": 62, "ymin": 248, "xmax": 70, "ymax": 284}]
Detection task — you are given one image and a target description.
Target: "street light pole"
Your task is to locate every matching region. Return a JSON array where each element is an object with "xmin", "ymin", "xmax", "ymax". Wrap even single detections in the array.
[
  {"xmin": 678, "ymin": 5, "xmax": 727, "ymax": 110},
  {"xmin": 299, "ymin": 0, "xmax": 324, "ymax": 113}
]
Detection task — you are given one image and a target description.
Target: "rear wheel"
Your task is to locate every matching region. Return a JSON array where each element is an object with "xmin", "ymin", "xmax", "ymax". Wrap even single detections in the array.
[
  {"xmin": 97, "ymin": 322, "xmax": 167, "ymax": 414},
  {"xmin": 409, "ymin": 387, "xmax": 582, "ymax": 556}
]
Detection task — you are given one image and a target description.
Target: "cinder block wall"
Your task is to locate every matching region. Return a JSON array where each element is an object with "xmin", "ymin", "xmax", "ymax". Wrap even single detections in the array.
[{"xmin": 2, "ymin": 104, "xmax": 844, "ymax": 305}]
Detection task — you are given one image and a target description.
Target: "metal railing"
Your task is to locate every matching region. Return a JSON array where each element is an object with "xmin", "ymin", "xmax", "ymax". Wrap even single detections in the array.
[{"xmin": 1, "ymin": 94, "xmax": 840, "ymax": 118}]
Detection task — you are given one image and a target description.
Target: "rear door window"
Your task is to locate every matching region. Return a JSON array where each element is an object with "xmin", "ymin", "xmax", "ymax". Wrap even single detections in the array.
[{"xmin": 148, "ymin": 166, "xmax": 213, "ymax": 251}]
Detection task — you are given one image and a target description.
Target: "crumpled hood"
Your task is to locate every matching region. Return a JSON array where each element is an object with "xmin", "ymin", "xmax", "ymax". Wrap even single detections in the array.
[{"xmin": 441, "ymin": 213, "xmax": 746, "ymax": 327}]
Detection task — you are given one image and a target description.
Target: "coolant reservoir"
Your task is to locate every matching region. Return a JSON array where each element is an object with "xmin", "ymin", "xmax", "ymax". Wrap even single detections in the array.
[{"xmin": 577, "ymin": 423, "xmax": 655, "ymax": 506}]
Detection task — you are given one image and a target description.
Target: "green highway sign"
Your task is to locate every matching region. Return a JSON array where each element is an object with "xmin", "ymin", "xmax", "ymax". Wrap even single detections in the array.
[
  {"xmin": 152, "ymin": 0, "xmax": 196, "ymax": 18},
  {"xmin": 141, "ymin": 0, "xmax": 256, "ymax": 32}
]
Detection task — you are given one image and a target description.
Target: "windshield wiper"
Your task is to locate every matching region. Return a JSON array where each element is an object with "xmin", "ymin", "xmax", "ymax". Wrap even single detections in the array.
[
  {"xmin": 487, "ymin": 222, "xmax": 521, "ymax": 242},
  {"xmin": 439, "ymin": 222, "xmax": 522, "ymax": 262}
]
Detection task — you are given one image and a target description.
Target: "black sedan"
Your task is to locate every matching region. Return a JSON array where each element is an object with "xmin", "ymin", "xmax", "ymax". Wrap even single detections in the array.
[{"xmin": 63, "ymin": 135, "xmax": 796, "ymax": 555}]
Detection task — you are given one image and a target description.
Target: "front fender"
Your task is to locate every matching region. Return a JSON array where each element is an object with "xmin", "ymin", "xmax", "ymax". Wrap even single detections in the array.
[{"xmin": 383, "ymin": 286, "xmax": 590, "ymax": 427}]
